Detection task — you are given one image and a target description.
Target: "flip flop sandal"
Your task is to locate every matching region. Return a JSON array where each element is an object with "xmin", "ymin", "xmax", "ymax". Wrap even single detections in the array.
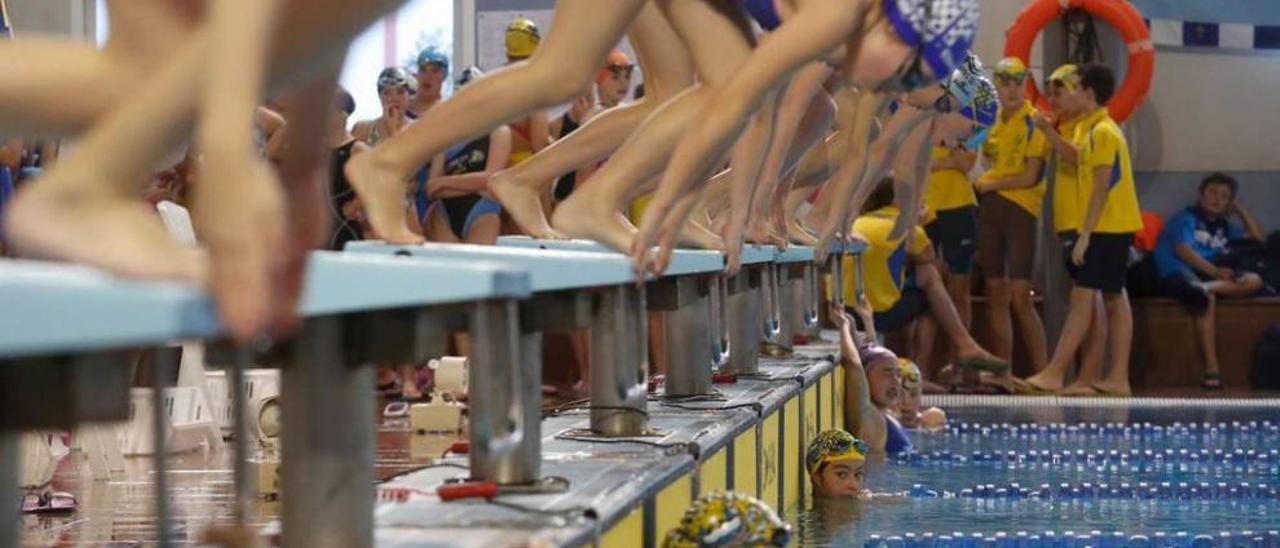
[
  {"xmin": 957, "ymin": 356, "xmax": 1011, "ymax": 374},
  {"xmin": 1009, "ymin": 377, "xmax": 1055, "ymax": 396},
  {"xmin": 1090, "ymin": 384, "xmax": 1132, "ymax": 398},
  {"xmin": 21, "ymin": 491, "xmax": 77, "ymax": 514},
  {"xmin": 1202, "ymin": 373, "xmax": 1223, "ymax": 390},
  {"xmin": 383, "ymin": 401, "xmax": 410, "ymax": 418},
  {"xmin": 1060, "ymin": 385, "xmax": 1102, "ymax": 397}
]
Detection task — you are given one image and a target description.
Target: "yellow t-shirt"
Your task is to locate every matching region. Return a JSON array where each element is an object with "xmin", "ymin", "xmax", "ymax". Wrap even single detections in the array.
[
  {"xmin": 845, "ymin": 206, "xmax": 931, "ymax": 313},
  {"xmin": 924, "ymin": 145, "xmax": 977, "ymax": 214},
  {"xmin": 1050, "ymin": 115, "xmax": 1085, "ymax": 233},
  {"xmin": 979, "ymin": 101, "xmax": 1049, "ymax": 217},
  {"xmin": 1075, "ymin": 108, "xmax": 1143, "ymax": 234}
]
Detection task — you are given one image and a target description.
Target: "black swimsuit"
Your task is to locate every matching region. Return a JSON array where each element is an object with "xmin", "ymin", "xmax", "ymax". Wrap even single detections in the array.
[{"xmin": 329, "ymin": 140, "xmax": 362, "ymax": 250}]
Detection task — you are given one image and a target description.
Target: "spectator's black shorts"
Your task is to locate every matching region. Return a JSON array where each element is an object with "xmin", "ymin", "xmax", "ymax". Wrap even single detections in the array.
[
  {"xmin": 1076, "ymin": 232, "xmax": 1135, "ymax": 293},
  {"xmin": 1159, "ymin": 272, "xmax": 1210, "ymax": 313},
  {"xmin": 850, "ymin": 277, "xmax": 929, "ymax": 334},
  {"xmin": 1058, "ymin": 230, "xmax": 1079, "ymax": 280},
  {"xmin": 925, "ymin": 206, "xmax": 977, "ymax": 275}
]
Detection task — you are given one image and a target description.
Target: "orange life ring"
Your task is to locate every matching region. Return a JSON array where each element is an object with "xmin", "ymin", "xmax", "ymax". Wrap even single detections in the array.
[{"xmin": 1003, "ymin": 0, "xmax": 1154, "ymax": 123}]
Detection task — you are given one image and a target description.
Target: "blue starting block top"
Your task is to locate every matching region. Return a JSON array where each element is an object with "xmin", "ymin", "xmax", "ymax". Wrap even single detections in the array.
[
  {"xmin": 0, "ymin": 253, "xmax": 528, "ymax": 359},
  {"xmin": 738, "ymin": 244, "xmax": 778, "ymax": 266},
  {"xmin": 847, "ymin": 239, "xmax": 868, "ymax": 254},
  {"xmin": 300, "ymin": 251, "xmax": 528, "ymax": 315},
  {"xmin": 345, "ymin": 241, "xmax": 637, "ymax": 292},
  {"xmin": 774, "ymin": 245, "xmax": 816, "ymax": 264},
  {"xmin": 497, "ymin": 236, "xmax": 725, "ymax": 276}
]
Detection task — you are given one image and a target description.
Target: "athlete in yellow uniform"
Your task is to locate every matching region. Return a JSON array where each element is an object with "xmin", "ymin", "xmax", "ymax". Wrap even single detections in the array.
[
  {"xmin": 845, "ymin": 179, "xmax": 1005, "ymax": 375},
  {"xmin": 1020, "ymin": 64, "xmax": 1140, "ymax": 398},
  {"xmin": 922, "ymin": 139, "xmax": 978, "ymax": 331},
  {"xmin": 973, "ymin": 57, "xmax": 1050, "ymax": 374}
]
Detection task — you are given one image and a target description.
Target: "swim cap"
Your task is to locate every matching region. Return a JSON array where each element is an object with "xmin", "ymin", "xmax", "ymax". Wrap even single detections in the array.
[
  {"xmin": 597, "ymin": 50, "xmax": 634, "ymax": 84},
  {"xmin": 336, "ymin": 88, "xmax": 356, "ymax": 115},
  {"xmin": 663, "ymin": 492, "xmax": 790, "ymax": 548},
  {"xmin": 377, "ymin": 67, "xmax": 418, "ymax": 94},
  {"xmin": 805, "ymin": 429, "xmax": 868, "ymax": 476},
  {"xmin": 1048, "ymin": 64, "xmax": 1080, "ymax": 91},
  {"xmin": 456, "ymin": 65, "xmax": 484, "ymax": 88},
  {"xmin": 858, "ymin": 343, "xmax": 899, "ymax": 371},
  {"xmin": 898, "ymin": 358, "xmax": 922, "ymax": 392},
  {"xmin": 505, "ymin": 16, "xmax": 541, "ymax": 60},
  {"xmin": 883, "ymin": 0, "xmax": 981, "ymax": 81},
  {"xmin": 417, "ymin": 45, "xmax": 450, "ymax": 73},
  {"xmin": 994, "ymin": 57, "xmax": 1029, "ymax": 80}
]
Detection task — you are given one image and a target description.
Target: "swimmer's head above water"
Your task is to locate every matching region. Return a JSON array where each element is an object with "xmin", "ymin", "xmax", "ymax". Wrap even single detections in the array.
[
  {"xmin": 895, "ymin": 358, "xmax": 947, "ymax": 430},
  {"xmin": 859, "ymin": 343, "xmax": 903, "ymax": 408},
  {"xmin": 806, "ymin": 429, "xmax": 870, "ymax": 498}
]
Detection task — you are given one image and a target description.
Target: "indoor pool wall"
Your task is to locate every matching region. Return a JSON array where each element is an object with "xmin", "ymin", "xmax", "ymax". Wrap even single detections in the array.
[{"xmin": 790, "ymin": 397, "xmax": 1280, "ymax": 548}]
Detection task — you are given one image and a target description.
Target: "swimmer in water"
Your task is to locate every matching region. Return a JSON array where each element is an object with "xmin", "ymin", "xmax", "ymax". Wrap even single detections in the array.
[
  {"xmin": 833, "ymin": 302, "xmax": 913, "ymax": 456},
  {"xmin": 663, "ymin": 491, "xmax": 790, "ymax": 547},
  {"xmin": 806, "ymin": 429, "xmax": 870, "ymax": 498},
  {"xmin": 895, "ymin": 359, "xmax": 947, "ymax": 430}
]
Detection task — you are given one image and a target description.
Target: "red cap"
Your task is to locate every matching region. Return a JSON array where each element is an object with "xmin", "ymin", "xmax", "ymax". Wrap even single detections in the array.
[{"xmin": 596, "ymin": 51, "xmax": 633, "ymax": 84}]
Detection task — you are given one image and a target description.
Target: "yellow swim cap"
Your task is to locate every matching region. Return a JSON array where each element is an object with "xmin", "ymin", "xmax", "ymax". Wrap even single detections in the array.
[
  {"xmin": 663, "ymin": 491, "xmax": 790, "ymax": 547},
  {"xmin": 898, "ymin": 358, "xmax": 922, "ymax": 390},
  {"xmin": 505, "ymin": 16, "xmax": 541, "ymax": 60},
  {"xmin": 805, "ymin": 429, "xmax": 868, "ymax": 476},
  {"xmin": 994, "ymin": 57, "xmax": 1029, "ymax": 80},
  {"xmin": 1048, "ymin": 64, "xmax": 1080, "ymax": 91}
]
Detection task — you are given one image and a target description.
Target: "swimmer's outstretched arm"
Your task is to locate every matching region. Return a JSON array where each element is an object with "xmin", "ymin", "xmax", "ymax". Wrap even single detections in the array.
[
  {"xmin": 833, "ymin": 304, "xmax": 883, "ymax": 444},
  {"xmin": 814, "ymin": 90, "xmax": 885, "ymax": 257},
  {"xmin": 427, "ymin": 127, "xmax": 513, "ymax": 199},
  {"xmin": 886, "ymin": 119, "xmax": 935, "ymax": 240},
  {"xmin": 832, "ymin": 105, "xmax": 931, "ymax": 245}
]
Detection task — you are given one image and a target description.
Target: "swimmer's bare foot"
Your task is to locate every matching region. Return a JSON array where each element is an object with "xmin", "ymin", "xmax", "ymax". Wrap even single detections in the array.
[
  {"xmin": 345, "ymin": 150, "xmax": 424, "ymax": 244},
  {"xmin": 551, "ymin": 190, "xmax": 636, "ymax": 254},
  {"xmin": 194, "ymin": 158, "xmax": 287, "ymax": 342},
  {"xmin": 1090, "ymin": 381, "xmax": 1132, "ymax": 398},
  {"xmin": 679, "ymin": 218, "xmax": 724, "ymax": 250},
  {"xmin": 745, "ymin": 216, "xmax": 787, "ymax": 247},
  {"xmin": 4, "ymin": 182, "xmax": 208, "ymax": 282},
  {"xmin": 787, "ymin": 219, "xmax": 819, "ymax": 246},
  {"xmin": 489, "ymin": 170, "xmax": 564, "ymax": 239}
]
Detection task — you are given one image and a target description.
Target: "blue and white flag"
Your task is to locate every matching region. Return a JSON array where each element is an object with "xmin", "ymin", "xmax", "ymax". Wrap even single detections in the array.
[{"xmin": 1148, "ymin": 19, "xmax": 1280, "ymax": 51}]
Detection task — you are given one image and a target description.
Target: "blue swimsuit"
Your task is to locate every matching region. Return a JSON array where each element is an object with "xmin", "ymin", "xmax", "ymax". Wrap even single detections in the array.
[
  {"xmin": 885, "ymin": 414, "xmax": 914, "ymax": 455},
  {"xmin": 742, "ymin": 0, "xmax": 782, "ymax": 31}
]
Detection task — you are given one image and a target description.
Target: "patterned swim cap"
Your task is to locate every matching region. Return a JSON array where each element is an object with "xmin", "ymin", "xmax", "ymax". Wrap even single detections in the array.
[
  {"xmin": 994, "ymin": 57, "xmax": 1029, "ymax": 80},
  {"xmin": 663, "ymin": 491, "xmax": 790, "ymax": 547},
  {"xmin": 377, "ymin": 66, "xmax": 418, "ymax": 94},
  {"xmin": 898, "ymin": 358, "xmax": 922, "ymax": 391},
  {"xmin": 944, "ymin": 53, "xmax": 997, "ymax": 127},
  {"xmin": 806, "ymin": 429, "xmax": 869, "ymax": 476},
  {"xmin": 1048, "ymin": 64, "xmax": 1081, "ymax": 91},
  {"xmin": 883, "ymin": 0, "xmax": 981, "ymax": 81}
]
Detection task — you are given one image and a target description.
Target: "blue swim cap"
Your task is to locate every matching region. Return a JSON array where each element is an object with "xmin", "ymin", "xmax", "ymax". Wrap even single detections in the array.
[
  {"xmin": 950, "ymin": 54, "xmax": 997, "ymax": 127},
  {"xmin": 883, "ymin": 0, "xmax": 980, "ymax": 81},
  {"xmin": 417, "ymin": 46, "xmax": 450, "ymax": 72}
]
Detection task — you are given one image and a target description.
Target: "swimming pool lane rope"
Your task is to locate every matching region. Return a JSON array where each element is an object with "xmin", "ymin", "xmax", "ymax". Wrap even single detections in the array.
[
  {"xmin": 942, "ymin": 421, "xmax": 1279, "ymax": 438},
  {"xmin": 921, "ymin": 395, "xmax": 1280, "ymax": 409},
  {"xmin": 895, "ymin": 447, "xmax": 1280, "ymax": 467},
  {"xmin": 864, "ymin": 529, "xmax": 1280, "ymax": 548},
  {"xmin": 903, "ymin": 480, "xmax": 1280, "ymax": 501}
]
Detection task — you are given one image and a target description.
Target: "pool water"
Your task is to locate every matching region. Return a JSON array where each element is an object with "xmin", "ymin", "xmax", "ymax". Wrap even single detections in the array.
[{"xmin": 789, "ymin": 399, "xmax": 1280, "ymax": 547}]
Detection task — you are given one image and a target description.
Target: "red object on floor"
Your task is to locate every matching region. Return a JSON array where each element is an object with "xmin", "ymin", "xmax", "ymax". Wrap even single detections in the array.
[
  {"xmin": 447, "ymin": 442, "xmax": 470, "ymax": 455},
  {"xmin": 648, "ymin": 374, "xmax": 665, "ymax": 393},
  {"xmin": 437, "ymin": 481, "xmax": 499, "ymax": 501},
  {"xmin": 712, "ymin": 373, "xmax": 738, "ymax": 384}
]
